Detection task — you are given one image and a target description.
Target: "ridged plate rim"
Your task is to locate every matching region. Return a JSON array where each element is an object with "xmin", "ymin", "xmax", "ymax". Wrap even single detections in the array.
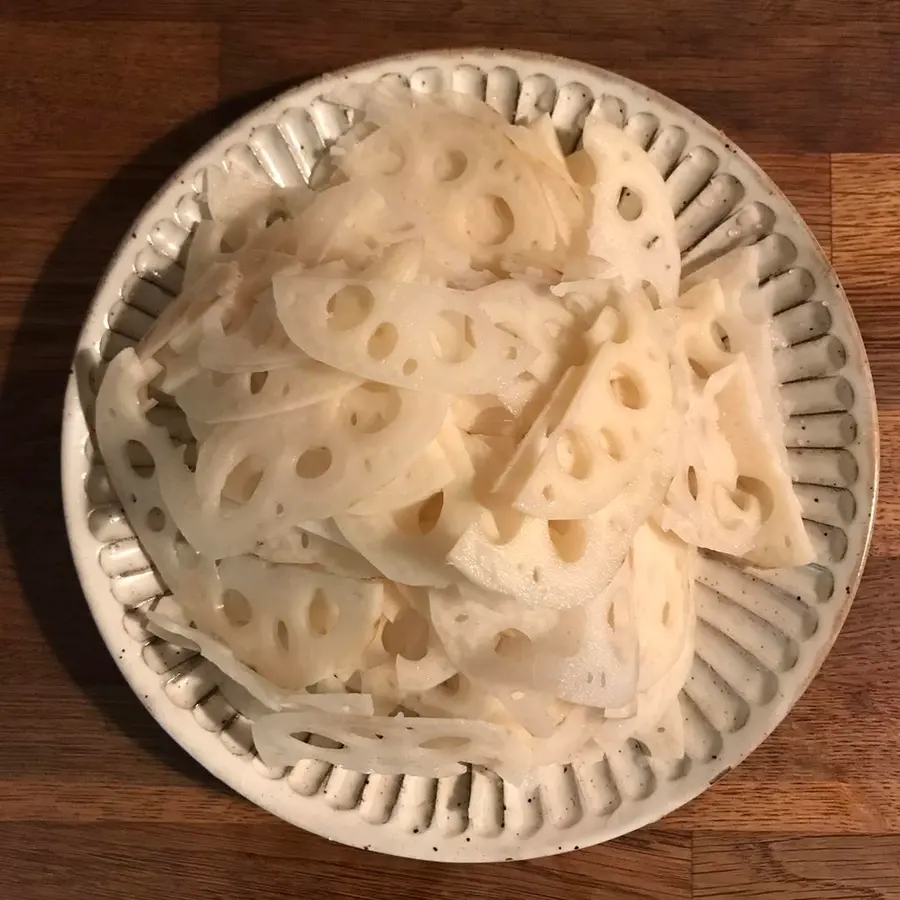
[{"xmin": 60, "ymin": 48, "xmax": 879, "ymax": 862}]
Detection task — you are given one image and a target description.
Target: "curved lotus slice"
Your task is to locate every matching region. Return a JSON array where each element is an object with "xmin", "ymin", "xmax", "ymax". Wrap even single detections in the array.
[
  {"xmin": 137, "ymin": 262, "xmax": 242, "ymax": 362},
  {"xmin": 335, "ymin": 425, "xmax": 481, "ymax": 587},
  {"xmin": 147, "ymin": 591, "xmax": 376, "ymax": 714},
  {"xmin": 252, "ymin": 706, "xmax": 516, "ymax": 778},
  {"xmin": 428, "ymin": 581, "xmax": 576, "ymax": 685},
  {"xmin": 660, "ymin": 362, "xmax": 764, "ymax": 556},
  {"xmin": 192, "ymin": 294, "xmax": 309, "ymax": 375},
  {"xmin": 347, "ymin": 430, "xmax": 456, "ymax": 517},
  {"xmin": 703, "ymin": 356, "xmax": 814, "ymax": 567},
  {"xmin": 273, "ymin": 270, "xmax": 537, "ymax": 395},
  {"xmin": 503, "ymin": 286, "xmax": 673, "ymax": 519},
  {"xmin": 174, "ymin": 359, "xmax": 360, "ymax": 424},
  {"xmin": 475, "ymin": 278, "xmax": 583, "ymax": 415},
  {"xmin": 253, "ymin": 526, "xmax": 380, "ymax": 579},
  {"xmin": 448, "ymin": 424, "xmax": 677, "ymax": 609},
  {"xmin": 167, "ymin": 555, "xmax": 383, "ymax": 690},
  {"xmin": 333, "ymin": 89, "xmax": 567, "ymax": 269},
  {"xmin": 160, "ymin": 381, "xmax": 449, "ymax": 558},
  {"xmin": 580, "ymin": 114, "xmax": 680, "ymax": 306},
  {"xmin": 430, "ymin": 573, "xmax": 638, "ymax": 710},
  {"xmin": 674, "ymin": 244, "xmax": 784, "ymax": 443},
  {"xmin": 630, "ymin": 522, "xmax": 696, "ymax": 692},
  {"xmin": 585, "ymin": 580, "xmax": 696, "ymax": 758},
  {"xmin": 95, "ymin": 348, "xmax": 210, "ymax": 589}
]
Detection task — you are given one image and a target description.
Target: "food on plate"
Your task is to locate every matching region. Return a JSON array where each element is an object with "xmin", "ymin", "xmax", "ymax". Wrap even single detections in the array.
[{"xmin": 95, "ymin": 84, "xmax": 814, "ymax": 782}]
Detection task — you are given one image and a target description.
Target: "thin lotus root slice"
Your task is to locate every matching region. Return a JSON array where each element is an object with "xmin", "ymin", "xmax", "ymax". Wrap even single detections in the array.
[
  {"xmin": 375, "ymin": 599, "xmax": 457, "ymax": 694},
  {"xmin": 659, "ymin": 365, "xmax": 764, "ymax": 556},
  {"xmin": 584, "ymin": 589, "xmax": 695, "ymax": 758},
  {"xmin": 95, "ymin": 348, "xmax": 209, "ymax": 590},
  {"xmin": 189, "ymin": 232, "xmax": 422, "ymax": 378},
  {"xmin": 174, "ymin": 358, "xmax": 360, "ymax": 424},
  {"xmin": 703, "ymin": 356, "xmax": 814, "ymax": 567},
  {"xmin": 491, "ymin": 286, "xmax": 672, "ymax": 520},
  {"xmin": 505, "ymin": 114, "xmax": 585, "ymax": 249},
  {"xmin": 253, "ymin": 526, "xmax": 380, "ymax": 579},
  {"xmin": 333, "ymin": 90, "xmax": 565, "ymax": 269},
  {"xmin": 580, "ymin": 113, "xmax": 680, "ymax": 306},
  {"xmin": 335, "ymin": 425, "xmax": 481, "ymax": 587},
  {"xmin": 272, "ymin": 270, "xmax": 537, "ymax": 395},
  {"xmin": 430, "ymin": 574, "xmax": 638, "ymax": 710},
  {"xmin": 252, "ymin": 707, "xmax": 516, "ymax": 777},
  {"xmin": 165, "ymin": 202, "xmax": 421, "ymax": 386},
  {"xmin": 429, "ymin": 580, "xmax": 580, "ymax": 688},
  {"xmin": 159, "ymin": 381, "xmax": 448, "ymax": 559},
  {"xmin": 191, "ymin": 293, "xmax": 309, "ymax": 375},
  {"xmin": 168, "ymin": 555, "xmax": 383, "ymax": 690},
  {"xmin": 404, "ymin": 674, "xmax": 508, "ymax": 723},
  {"xmin": 448, "ymin": 421, "xmax": 678, "ymax": 609},
  {"xmin": 674, "ymin": 244, "xmax": 784, "ymax": 445},
  {"xmin": 630, "ymin": 522, "xmax": 696, "ymax": 692},
  {"xmin": 475, "ymin": 278, "xmax": 585, "ymax": 415},
  {"xmin": 203, "ymin": 161, "xmax": 314, "ymax": 253},
  {"xmin": 147, "ymin": 591, "xmax": 376, "ymax": 714},
  {"xmin": 347, "ymin": 426, "xmax": 456, "ymax": 516},
  {"xmin": 137, "ymin": 262, "xmax": 242, "ymax": 362}
]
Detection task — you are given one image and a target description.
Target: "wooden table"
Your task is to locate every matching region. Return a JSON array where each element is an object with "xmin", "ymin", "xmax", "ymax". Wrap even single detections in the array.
[{"xmin": 2, "ymin": 1, "xmax": 900, "ymax": 897}]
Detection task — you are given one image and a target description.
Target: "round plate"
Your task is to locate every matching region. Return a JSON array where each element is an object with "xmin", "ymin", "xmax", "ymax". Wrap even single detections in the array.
[{"xmin": 61, "ymin": 49, "xmax": 879, "ymax": 862}]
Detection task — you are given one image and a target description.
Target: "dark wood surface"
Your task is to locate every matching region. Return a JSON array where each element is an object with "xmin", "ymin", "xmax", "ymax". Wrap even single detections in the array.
[{"xmin": 2, "ymin": 2, "xmax": 900, "ymax": 897}]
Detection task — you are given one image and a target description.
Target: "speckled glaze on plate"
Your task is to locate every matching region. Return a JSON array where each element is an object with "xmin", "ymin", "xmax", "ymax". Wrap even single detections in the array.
[{"xmin": 60, "ymin": 49, "xmax": 878, "ymax": 862}]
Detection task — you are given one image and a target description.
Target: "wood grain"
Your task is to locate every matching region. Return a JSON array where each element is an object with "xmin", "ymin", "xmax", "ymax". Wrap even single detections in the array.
[{"xmin": 1, "ymin": 2, "xmax": 899, "ymax": 897}]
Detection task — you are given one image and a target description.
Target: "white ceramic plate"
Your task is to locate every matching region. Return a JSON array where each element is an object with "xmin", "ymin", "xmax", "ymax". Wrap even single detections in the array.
[{"xmin": 61, "ymin": 49, "xmax": 878, "ymax": 862}]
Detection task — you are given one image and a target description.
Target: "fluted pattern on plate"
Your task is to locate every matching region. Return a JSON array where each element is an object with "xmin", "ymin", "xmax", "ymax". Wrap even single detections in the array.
[{"xmin": 72, "ymin": 57, "xmax": 874, "ymax": 858}]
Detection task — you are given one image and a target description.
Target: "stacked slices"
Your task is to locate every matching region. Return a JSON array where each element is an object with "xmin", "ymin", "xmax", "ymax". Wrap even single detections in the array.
[{"xmin": 95, "ymin": 85, "xmax": 813, "ymax": 782}]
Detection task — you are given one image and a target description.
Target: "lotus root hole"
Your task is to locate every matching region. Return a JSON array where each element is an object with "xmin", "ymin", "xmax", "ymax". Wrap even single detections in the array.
[
  {"xmin": 547, "ymin": 519, "xmax": 588, "ymax": 563},
  {"xmin": 687, "ymin": 466, "xmax": 700, "ymax": 500},
  {"xmin": 417, "ymin": 491, "xmax": 445, "ymax": 535},
  {"xmin": 341, "ymin": 382, "xmax": 401, "ymax": 433},
  {"xmin": 275, "ymin": 619, "xmax": 291, "ymax": 652},
  {"xmin": 220, "ymin": 589, "xmax": 253, "ymax": 627},
  {"xmin": 438, "ymin": 674, "xmax": 462, "ymax": 695},
  {"xmin": 382, "ymin": 609, "xmax": 430, "ymax": 661},
  {"xmin": 617, "ymin": 187, "xmax": 644, "ymax": 221},
  {"xmin": 609, "ymin": 368, "xmax": 646, "ymax": 409},
  {"xmin": 433, "ymin": 148, "xmax": 468, "ymax": 182},
  {"xmin": 464, "ymin": 195, "xmax": 514, "ymax": 246},
  {"xmin": 430, "ymin": 311, "xmax": 477, "ymax": 364},
  {"xmin": 146, "ymin": 506, "xmax": 166, "ymax": 532},
  {"xmin": 308, "ymin": 588, "xmax": 339, "ymax": 636},
  {"xmin": 295, "ymin": 446, "xmax": 332, "ymax": 479},
  {"xmin": 125, "ymin": 440, "xmax": 155, "ymax": 478},
  {"xmin": 736, "ymin": 475, "xmax": 775, "ymax": 521},
  {"xmin": 248, "ymin": 371, "xmax": 268, "ymax": 395},
  {"xmin": 493, "ymin": 628, "xmax": 533, "ymax": 661},
  {"xmin": 555, "ymin": 428, "xmax": 593, "ymax": 480},
  {"xmin": 419, "ymin": 735, "xmax": 470, "ymax": 750},
  {"xmin": 712, "ymin": 320, "xmax": 731, "ymax": 351},
  {"xmin": 367, "ymin": 321, "xmax": 399, "ymax": 361},
  {"xmin": 326, "ymin": 284, "xmax": 375, "ymax": 331}
]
